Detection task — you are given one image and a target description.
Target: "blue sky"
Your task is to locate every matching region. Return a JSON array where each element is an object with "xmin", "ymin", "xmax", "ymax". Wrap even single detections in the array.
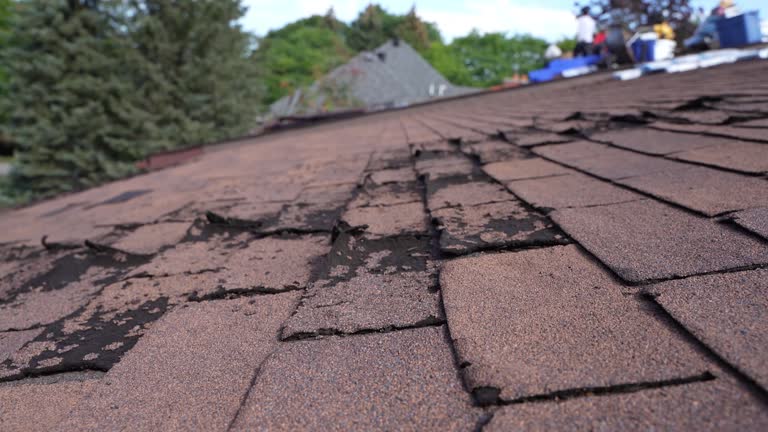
[{"xmin": 241, "ymin": 0, "xmax": 768, "ymax": 42}]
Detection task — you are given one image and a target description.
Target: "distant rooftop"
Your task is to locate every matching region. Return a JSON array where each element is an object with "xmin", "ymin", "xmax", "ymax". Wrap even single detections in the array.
[{"xmin": 271, "ymin": 39, "xmax": 478, "ymax": 117}]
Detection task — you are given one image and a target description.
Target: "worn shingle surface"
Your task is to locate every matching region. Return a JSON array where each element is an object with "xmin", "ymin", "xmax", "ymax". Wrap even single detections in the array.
[
  {"xmin": 58, "ymin": 294, "xmax": 298, "ymax": 431},
  {"xmin": 441, "ymin": 245, "xmax": 710, "ymax": 402},
  {"xmin": 1, "ymin": 59, "xmax": 767, "ymax": 429},
  {"xmin": 231, "ymin": 327, "xmax": 480, "ymax": 431}
]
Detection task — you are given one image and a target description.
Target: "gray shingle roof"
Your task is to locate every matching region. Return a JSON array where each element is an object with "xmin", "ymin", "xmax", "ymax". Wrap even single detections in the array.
[{"xmin": 271, "ymin": 39, "xmax": 478, "ymax": 116}]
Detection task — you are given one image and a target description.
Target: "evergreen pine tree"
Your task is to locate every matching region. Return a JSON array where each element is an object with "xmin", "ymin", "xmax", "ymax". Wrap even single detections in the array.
[
  {"xmin": 130, "ymin": 0, "xmax": 262, "ymax": 146},
  {"xmin": 3, "ymin": 0, "xmax": 155, "ymax": 198}
]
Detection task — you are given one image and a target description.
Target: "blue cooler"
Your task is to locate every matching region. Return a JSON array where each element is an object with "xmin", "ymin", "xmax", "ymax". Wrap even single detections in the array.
[
  {"xmin": 632, "ymin": 39, "xmax": 656, "ymax": 63},
  {"xmin": 716, "ymin": 11, "xmax": 762, "ymax": 48}
]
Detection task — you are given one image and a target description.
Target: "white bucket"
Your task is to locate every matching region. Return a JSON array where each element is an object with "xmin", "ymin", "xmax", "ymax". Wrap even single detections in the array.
[{"xmin": 654, "ymin": 39, "xmax": 677, "ymax": 61}]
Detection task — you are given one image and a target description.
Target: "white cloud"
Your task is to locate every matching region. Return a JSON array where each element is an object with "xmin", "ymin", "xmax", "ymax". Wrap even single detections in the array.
[
  {"xmin": 241, "ymin": 0, "xmax": 577, "ymax": 42},
  {"xmin": 418, "ymin": 1, "xmax": 576, "ymax": 42}
]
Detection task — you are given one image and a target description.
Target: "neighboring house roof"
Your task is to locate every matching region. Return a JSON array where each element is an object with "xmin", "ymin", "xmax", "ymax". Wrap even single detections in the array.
[
  {"xmin": 271, "ymin": 39, "xmax": 478, "ymax": 116},
  {"xmin": 2, "ymin": 58, "xmax": 768, "ymax": 430}
]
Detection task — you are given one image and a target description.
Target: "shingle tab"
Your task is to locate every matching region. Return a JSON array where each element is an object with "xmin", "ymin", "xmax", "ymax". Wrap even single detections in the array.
[
  {"xmin": 534, "ymin": 141, "xmax": 683, "ymax": 180},
  {"xmin": 731, "ymin": 207, "xmax": 768, "ymax": 240},
  {"xmin": 433, "ymin": 200, "xmax": 564, "ymax": 255},
  {"xmin": 592, "ymin": 128, "xmax": 723, "ymax": 155},
  {"xmin": 648, "ymin": 269, "xmax": 768, "ymax": 389},
  {"xmin": 0, "ymin": 375, "xmax": 99, "ymax": 432},
  {"xmin": 671, "ymin": 141, "xmax": 768, "ymax": 174},
  {"xmin": 483, "ymin": 158, "xmax": 571, "ymax": 182},
  {"xmin": 507, "ymin": 172, "xmax": 643, "ymax": 210},
  {"xmin": 58, "ymin": 294, "xmax": 298, "ymax": 431},
  {"xmin": 231, "ymin": 327, "xmax": 480, "ymax": 431},
  {"xmin": 441, "ymin": 245, "xmax": 710, "ymax": 402},
  {"xmin": 617, "ymin": 166, "xmax": 768, "ymax": 216},
  {"xmin": 551, "ymin": 200, "xmax": 768, "ymax": 283},
  {"xmin": 485, "ymin": 378, "xmax": 768, "ymax": 431},
  {"xmin": 427, "ymin": 181, "xmax": 512, "ymax": 210}
]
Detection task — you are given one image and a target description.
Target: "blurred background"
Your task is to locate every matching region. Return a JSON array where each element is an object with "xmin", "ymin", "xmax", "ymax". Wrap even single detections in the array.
[{"xmin": 0, "ymin": 0, "xmax": 765, "ymax": 205}]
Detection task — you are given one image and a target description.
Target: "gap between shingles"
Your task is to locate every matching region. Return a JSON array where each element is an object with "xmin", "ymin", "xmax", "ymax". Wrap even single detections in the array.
[{"xmin": 638, "ymin": 293, "xmax": 768, "ymax": 407}]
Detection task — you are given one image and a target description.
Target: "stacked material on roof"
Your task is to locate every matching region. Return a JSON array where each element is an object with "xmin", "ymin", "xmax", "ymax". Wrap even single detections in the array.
[
  {"xmin": 614, "ymin": 47, "xmax": 768, "ymax": 80},
  {"xmin": 529, "ymin": 55, "xmax": 602, "ymax": 83},
  {"xmin": 271, "ymin": 40, "xmax": 478, "ymax": 117}
]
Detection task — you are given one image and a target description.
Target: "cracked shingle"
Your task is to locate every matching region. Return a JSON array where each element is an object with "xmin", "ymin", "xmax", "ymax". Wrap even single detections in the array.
[
  {"xmin": 231, "ymin": 327, "xmax": 480, "ymax": 431},
  {"xmin": 58, "ymin": 294, "xmax": 298, "ymax": 431}
]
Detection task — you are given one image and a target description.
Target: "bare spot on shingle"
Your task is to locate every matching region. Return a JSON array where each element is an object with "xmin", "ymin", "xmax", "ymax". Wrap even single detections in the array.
[
  {"xmin": 433, "ymin": 200, "xmax": 565, "ymax": 255},
  {"xmin": 57, "ymin": 294, "xmax": 298, "ymax": 431},
  {"xmin": 427, "ymin": 181, "xmax": 512, "ymax": 211},
  {"xmin": 1, "ymin": 250, "xmax": 148, "ymax": 332},
  {"xmin": 342, "ymin": 202, "xmax": 429, "ymax": 239}
]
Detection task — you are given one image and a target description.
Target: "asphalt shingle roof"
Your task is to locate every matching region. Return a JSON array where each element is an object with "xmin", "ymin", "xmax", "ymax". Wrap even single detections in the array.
[{"xmin": 1, "ymin": 58, "xmax": 768, "ymax": 430}]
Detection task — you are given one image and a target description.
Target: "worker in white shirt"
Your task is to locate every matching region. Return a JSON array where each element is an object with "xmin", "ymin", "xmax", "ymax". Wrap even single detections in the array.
[{"xmin": 574, "ymin": 6, "xmax": 596, "ymax": 57}]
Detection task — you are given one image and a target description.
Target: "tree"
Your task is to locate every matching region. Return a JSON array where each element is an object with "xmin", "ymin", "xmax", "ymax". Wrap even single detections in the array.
[
  {"xmin": 257, "ymin": 15, "xmax": 351, "ymax": 105},
  {"xmin": 0, "ymin": 0, "xmax": 14, "ymax": 153},
  {"xmin": 130, "ymin": 0, "xmax": 262, "ymax": 147},
  {"xmin": 430, "ymin": 32, "xmax": 548, "ymax": 88},
  {"xmin": 2, "ymin": 0, "xmax": 154, "ymax": 198},
  {"xmin": 345, "ymin": 4, "xmax": 441, "ymax": 54}
]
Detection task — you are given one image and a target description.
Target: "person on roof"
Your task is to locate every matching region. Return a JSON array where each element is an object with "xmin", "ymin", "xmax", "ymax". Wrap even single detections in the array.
[{"xmin": 574, "ymin": 6, "xmax": 596, "ymax": 57}]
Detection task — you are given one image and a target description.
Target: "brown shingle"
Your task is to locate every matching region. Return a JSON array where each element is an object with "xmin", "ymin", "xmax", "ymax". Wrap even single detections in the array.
[
  {"xmin": 231, "ymin": 327, "xmax": 480, "ymax": 431},
  {"xmin": 731, "ymin": 207, "xmax": 768, "ymax": 240},
  {"xmin": 427, "ymin": 181, "xmax": 512, "ymax": 210},
  {"xmin": 342, "ymin": 201, "xmax": 429, "ymax": 238},
  {"xmin": 648, "ymin": 269, "xmax": 768, "ymax": 389},
  {"xmin": 485, "ymin": 377, "xmax": 768, "ymax": 431},
  {"xmin": 441, "ymin": 245, "xmax": 710, "ymax": 402},
  {"xmin": 671, "ymin": 141, "xmax": 768, "ymax": 174},
  {"xmin": 433, "ymin": 200, "xmax": 564, "ymax": 254},
  {"xmin": 534, "ymin": 141, "xmax": 683, "ymax": 180},
  {"xmin": 483, "ymin": 158, "xmax": 571, "ymax": 182},
  {"xmin": 591, "ymin": 128, "xmax": 722, "ymax": 155},
  {"xmin": 617, "ymin": 166, "xmax": 768, "ymax": 216},
  {"xmin": 58, "ymin": 294, "xmax": 298, "ymax": 431},
  {"xmin": 507, "ymin": 172, "xmax": 643, "ymax": 210},
  {"xmin": 551, "ymin": 200, "xmax": 768, "ymax": 283},
  {"xmin": 0, "ymin": 329, "xmax": 42, "ymax": 363},
  {"xmin": 0, "ymin": 375, "xmax": 99, "ymax": 432}
]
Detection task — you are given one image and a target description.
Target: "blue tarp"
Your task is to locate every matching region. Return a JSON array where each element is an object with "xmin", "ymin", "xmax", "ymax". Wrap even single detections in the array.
[{"xmin": 529, "ymin": 55, "xmax": 602, "ymax": 83}]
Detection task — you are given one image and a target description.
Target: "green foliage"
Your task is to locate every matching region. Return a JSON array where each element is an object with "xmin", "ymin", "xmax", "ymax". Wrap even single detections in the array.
[
  {"xmin": 345, "ymin": 4, "xmax": 441, "ymax": 54},
  {"xmin": 1, "ymin": 0, "xmax": 262, "ymax": 200},
  {"xmin": 427, "ymin": 32, "xmax": 548, "ymax": 88},
  {"xmin": 0, "ymin": 0, "xmax": 14, "ymax": 151},
  {"xmin": 557, "ymin": 37, "xmax": 578, "ymax": 54},
  {"xmin": 130, "ymin": 0, "xmax": 261, "ymax": 147},
  {"xmin": 258, "ymin": 16, "xmax": 351, "ymax": 105},
  {"xmin": 2, "ymin": 0, "xmax": 151, "ymax": 199}
]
